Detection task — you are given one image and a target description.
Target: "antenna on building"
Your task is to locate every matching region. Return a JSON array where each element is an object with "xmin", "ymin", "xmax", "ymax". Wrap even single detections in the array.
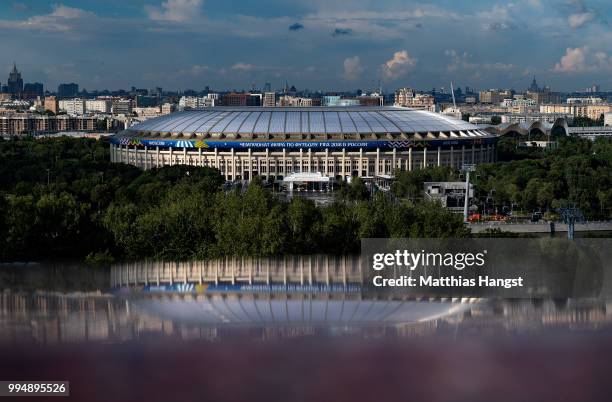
[{"xmin": 451, "ymin": 81, "xmax": 457, "ymax": 108}]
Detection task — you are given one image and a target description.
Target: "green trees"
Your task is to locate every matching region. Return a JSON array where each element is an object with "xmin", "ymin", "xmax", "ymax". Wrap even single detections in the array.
[
  {"xmin": 2, "ymin": 195, "xmax": 36, "ymax": 259},
  {"xmin": 0, "ymin": 136, "xmax": 472, "ymax": 262},
  {"xmin": 392, "ymin": 166, "xmax": 455, "ymax": 200},
  {"xmin": 286, "ymin": 197, "xmax": 320, "ymax": 252},
  {"xmin": 571, "ymin": 116, "xmax": 603, "ymax": 127},
  {"xmin": 472, "ymin": 137, "xmax": 612, "ymax": 218},
  {"xmin": 338, "ymin": 177, "xmax": 370, "ymax": 201},
  {"xmin": 3, "ymin": 135, "xmax": 610, "ymax": 263}
]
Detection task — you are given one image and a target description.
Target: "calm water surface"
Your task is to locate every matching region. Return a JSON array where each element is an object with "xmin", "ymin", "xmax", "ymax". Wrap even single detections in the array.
[{"xmin": 1, "ymin": 259, "xmax": 612, "ymax": 401}]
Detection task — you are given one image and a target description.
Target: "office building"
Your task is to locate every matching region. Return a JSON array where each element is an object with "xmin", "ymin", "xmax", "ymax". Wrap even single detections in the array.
[
  {"xmin": 112, "ymin": 99, "xmax": 133, "ymax": 115},
  {"xmin": 478, "ymin": 89, "xmax": 512, "ymax": 105},
  {"xmin": 7, "ymin": 63, "xmax": 23, "ymax": 98},
  {"xmin": 57, "ymin": 83, "xmax": 79, "ymax": 98},
  {"xmin": 134, "ymin": 107, "xmax": 161, "ymax": 120},
  {"xmin": 22, "ymin": 83, "xmax": 44, "ymax": 100},
  {"xmin": 221, "ymin": 93, "xmax": 261, "ymax": 106}
]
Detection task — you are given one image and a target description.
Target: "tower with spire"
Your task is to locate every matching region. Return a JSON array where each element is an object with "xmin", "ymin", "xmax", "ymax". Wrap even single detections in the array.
[
  {"xmin": 7, "ymin": 62, "xmax": 23, "ymax": 98},
  {"xmin": 529, "ymin": 76, "xmax": 539, "ymax": 92}
]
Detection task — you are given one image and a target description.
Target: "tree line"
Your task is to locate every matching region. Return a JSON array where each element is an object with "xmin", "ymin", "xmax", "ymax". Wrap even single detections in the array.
[
  {"xmin": 1, "ymin": 135, "xmax": 610, "ymax": 262},
  {"xmin": 392, "ymin": 136, "xmax": 612, "ymax": 219},
  {"xmin": 0, "ymin": 137, "xmax": 466, "ymax": 262}
]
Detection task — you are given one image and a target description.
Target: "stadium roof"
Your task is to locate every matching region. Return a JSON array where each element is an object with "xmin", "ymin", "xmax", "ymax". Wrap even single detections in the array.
[
  {"xmin": 130, "ymin": 296, "xmax": 469, "ymax": 325},
  {"xmin": 123, "ymin": 107, "xmax": 491, "ymax": 140}
]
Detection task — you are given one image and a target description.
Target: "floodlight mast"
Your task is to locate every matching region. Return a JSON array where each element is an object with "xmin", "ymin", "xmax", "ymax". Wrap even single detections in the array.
[
  {"xmin": 461, "ymin": 164, "xmax": 476, "ymax": 223},
  {"xmin": 451, "ymin": 81, "xmax": 457, "ymax": 109}
]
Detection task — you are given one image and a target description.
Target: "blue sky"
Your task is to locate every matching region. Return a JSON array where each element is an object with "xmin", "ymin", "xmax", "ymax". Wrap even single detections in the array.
[{"xmin": 0, "ymin": 0, "xmax": 611, "ymax": 92}]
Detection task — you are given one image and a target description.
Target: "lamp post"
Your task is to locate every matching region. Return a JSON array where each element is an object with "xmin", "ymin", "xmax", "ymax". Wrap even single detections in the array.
[
  {"xmin": 558, "ymin": 206, "xmax": 584, "ymax": 240},
  {"xmin": 461, "ymin": 164, "xmax": 476, "ymax": 223}
]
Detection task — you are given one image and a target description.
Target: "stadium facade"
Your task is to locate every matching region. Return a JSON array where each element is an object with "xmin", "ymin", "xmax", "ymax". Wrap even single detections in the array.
[{"xmin": 110, "ymin": 107, "xmax": 497, "ymax": 181}]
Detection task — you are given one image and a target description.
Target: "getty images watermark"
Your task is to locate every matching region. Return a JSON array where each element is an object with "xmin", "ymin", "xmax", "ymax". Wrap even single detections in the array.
[
  {"xmin": 360, "ymin": 238, "xmax": 611, "ymax": 298},
  {"xmin": 371, "ymin": 248, "xmax": 523, "ymax": 289}
]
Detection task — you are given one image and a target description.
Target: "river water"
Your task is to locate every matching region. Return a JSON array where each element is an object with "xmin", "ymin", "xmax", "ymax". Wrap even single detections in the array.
[{"xmin": 1, "ymin": 258, "xmax": 612, "ymax": 401}]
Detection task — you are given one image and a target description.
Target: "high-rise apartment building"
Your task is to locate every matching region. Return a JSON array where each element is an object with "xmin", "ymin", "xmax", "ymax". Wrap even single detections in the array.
[
  {"xmin": 86, "ymin": 99, "xmax": 112, "ymax": 114},
  {"xmin": 394, "ymin": 88, "xmax": 435, "ymax": 110},
  {"xmin": 44, "ymin": 96, "xmax": 59, "ymax": 114},
  {"xmin": 394, "ymin": 88, "xmax": 415, "ymax": 106},
  {"xmin": 59, "ymin": 98, "xmax": 86, "ymax": 115},
  {"xmin": 263, "ymin": 92, "xmax": 276, "ymax": 107},
  {"xmin": 178, "ymin": 95, "xmax": 217, "ymax": 109},
  {"xmin": 540, "ymin": 104, "xmax": 611, "ymax": 121},
  {"xmin": 161, "ymin": 103, "xmax": 176, "ymax": 115},
  {"xmin": 278, "ymin": 95, "xmax": 313, "ymax": 107}
]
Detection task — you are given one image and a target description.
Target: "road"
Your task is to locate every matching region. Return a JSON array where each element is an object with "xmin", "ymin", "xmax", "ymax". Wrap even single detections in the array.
[{"xmin": 468, "ymin": 221, "xmax": 612, "ymax": 234}]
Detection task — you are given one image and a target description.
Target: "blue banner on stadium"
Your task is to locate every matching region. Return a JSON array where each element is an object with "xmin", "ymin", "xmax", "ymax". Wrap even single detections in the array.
[
  {"xmin": 112, "ymin": 137, "xmax": 496, "ymax": 150},
  {"xmin": 134, "ymin": 283, "xmax": 362, "ymax": 294}
]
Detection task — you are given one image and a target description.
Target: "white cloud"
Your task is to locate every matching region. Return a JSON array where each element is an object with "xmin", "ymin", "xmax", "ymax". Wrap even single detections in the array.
[
  {"xmin": 49, "ymin": 4, "xmax": 91, "ymax": 19},
  {"xmin": 177, "ymin": 64, "xmax": 210, "ymax": 76},
  {"xmin": 301, "ymin": 5, "xmax": 460, "ymax": 40},
  {"xmin": 553, "ymin": 47, "xmax": 587, "ymax": 72},
  {"xmin": 445, "ymin": 50, "xmax": 475, "ymax": 72},
  {"xmin": 145, "ymin": 0, "xmax": 203, "ymax": 22},
  {"xmin": 0, "ymin": 4, "xmax": 95, "ymax": 32},
  {"xmin": 231, "ymin": 63, "xmax": 258, "ymax": 72},
  {"xmin": 477, "ymin": 4, "xmax": 518, "ymax": 31},
  {"xmin": 552, "ymin": 46, "xmax": 611, "ymax": 73},
  {"xmin": 343, "ymin": 56, "xmax": 363, "ymax": 80},
  {"xmin": 524, "ymin": 0, "xmax": 542, "ymax": 7},
  {"xmin": 568, "ymin": 11, "xmax": 596, "ymax": 28},
  {"xmin": 445, "ymin": 50, "xmax": 516, "ymax": 74},
  {"xmin": 305, "ymin": 5, "xmax": 459, "ymax": 23},
  {"xmin": 484, "ymin": 62, "xmax": 515, "ymax": 71},
  {"xmin": 381, "ymin": 50, "xmax": 417, "ymax": 80}
]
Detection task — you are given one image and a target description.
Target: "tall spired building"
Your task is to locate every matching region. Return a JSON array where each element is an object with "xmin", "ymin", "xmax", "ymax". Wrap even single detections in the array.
[
  {"xmin": 7, "ymin": 63, "xmax": 23, "ymax": 98},
  {"xmin": 529, "ymin": 76, "xmax": 539, "ymax": 92}
]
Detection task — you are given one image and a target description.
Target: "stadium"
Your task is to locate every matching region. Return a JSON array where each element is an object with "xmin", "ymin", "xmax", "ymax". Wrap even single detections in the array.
[{"xmin": 110, "ymin": 106, "xmax": 497, "ymax": 182}]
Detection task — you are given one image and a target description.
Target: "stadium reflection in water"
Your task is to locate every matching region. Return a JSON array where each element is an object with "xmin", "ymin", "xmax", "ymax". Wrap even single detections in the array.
[{"xmin": 2, "ymin": 255, "xmax": 612, "ymax": 344}]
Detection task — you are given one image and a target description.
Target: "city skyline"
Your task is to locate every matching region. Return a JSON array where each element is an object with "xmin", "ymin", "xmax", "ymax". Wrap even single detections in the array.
[{"xmin": 0, "ymin": 0, "xmax": 611, "ymax": 92}]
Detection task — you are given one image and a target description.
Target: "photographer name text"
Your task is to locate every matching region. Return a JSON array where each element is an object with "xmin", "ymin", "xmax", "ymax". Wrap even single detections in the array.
[{"xmin": 371, "ymin": 250, "xmax": 524, "ymax": 289}]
